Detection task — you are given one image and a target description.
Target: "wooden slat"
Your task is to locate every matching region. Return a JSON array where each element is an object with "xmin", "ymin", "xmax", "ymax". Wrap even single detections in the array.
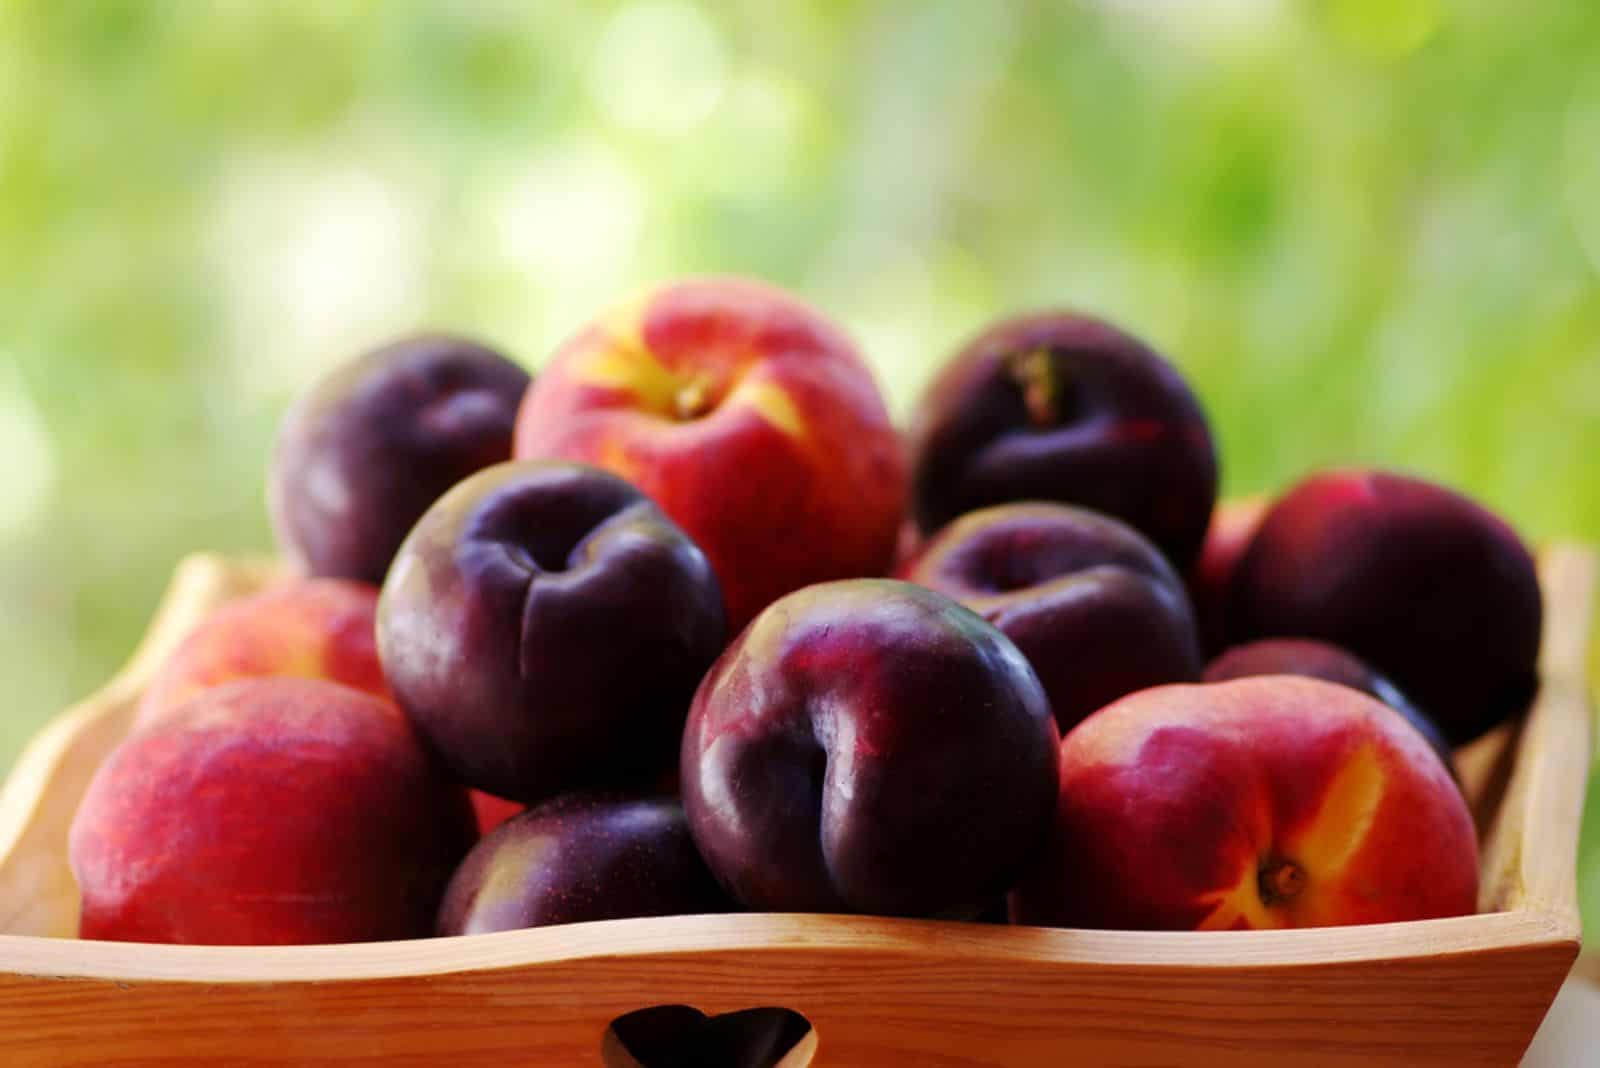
[{"xmin": 1502, "ymin": 547, "xmax": 1595, "ymax": 926}]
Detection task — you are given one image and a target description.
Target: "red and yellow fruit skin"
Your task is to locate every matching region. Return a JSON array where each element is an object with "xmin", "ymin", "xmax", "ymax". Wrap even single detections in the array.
[
  {"xmin": 513, "ymin": 277, "xmax": 906, "ymax": 630},
  {"xmin": 136, "ymin": 578, "xmax": 389, "ymax": 728},
  {"xmin": 1012, "ymin": 676, "xmax": 1478, "ymax": 931},
  {"xmin": 1187, "ymin": 496, "xmax": 1268, "ymax": 655},
  {"xmin": 469, "ymin": 790, "xmax": 524, "ymax": 835},
  {"xmin": 70, "ymin": 678, "xmax": 477, "ymax": 946}
]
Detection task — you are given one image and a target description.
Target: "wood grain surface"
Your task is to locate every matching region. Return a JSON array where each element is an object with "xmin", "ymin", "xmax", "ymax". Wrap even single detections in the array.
[{"xmin": 0, "ymin": 546, "xmax": 1591, "ymax": 1067}]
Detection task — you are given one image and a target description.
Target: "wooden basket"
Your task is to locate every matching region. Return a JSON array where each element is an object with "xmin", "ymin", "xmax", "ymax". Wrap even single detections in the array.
[{"xmin": 0, "ymin": 547, "xmax": 1593, "ymax": 1067}]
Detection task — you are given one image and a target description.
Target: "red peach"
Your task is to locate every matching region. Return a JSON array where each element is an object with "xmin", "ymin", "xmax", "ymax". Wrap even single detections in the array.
[
  {"xmin": 70, "ymin": 678, "xmax": 477, "ymax": 945},
  {"xmin": 1187, "ymin": 496, "xmax": 1268, "ymax": 655},
  {"xmin": 513, "ymin": 277, "xmax": 906, "ymax": 630},
  {"xmin": 469, "ymin": 790, "xmax": 525, "ymax": 836},
  {"xmin": 1012, "ymin": 676, "xmax": 1477, "ymax": 931},
  {"xmin": 136, "ymin": 578, "xmax": 388, "ymax": 728},
  {"xmin": 1203, "ymin": 637, "xmax": 1456, "ymax": 782}
]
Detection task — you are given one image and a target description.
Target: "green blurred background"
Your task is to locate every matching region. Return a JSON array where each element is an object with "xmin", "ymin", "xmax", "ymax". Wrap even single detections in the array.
[{"xmin": 1, "ymin": 0, "xmax": 1597, "ymax": 919}]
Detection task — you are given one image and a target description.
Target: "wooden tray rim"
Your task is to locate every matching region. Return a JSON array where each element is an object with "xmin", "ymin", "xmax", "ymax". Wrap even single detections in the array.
[{"xmin": 0, "ymin": 907, "xmax": 1578, "ymax": 985}]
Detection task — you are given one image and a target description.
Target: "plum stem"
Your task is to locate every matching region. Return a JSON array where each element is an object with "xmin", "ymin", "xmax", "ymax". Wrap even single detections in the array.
[
  {"xmin": 1258, "ymin": 857, "xmax": 1307, "ymax": 905},
  {"xmin": 673, "ymin": 376, "xmax": 716, "ymax": 420},
  {"xmin": 1009, "ymin": 348, "xmax": 1059, "ymax": 426}
]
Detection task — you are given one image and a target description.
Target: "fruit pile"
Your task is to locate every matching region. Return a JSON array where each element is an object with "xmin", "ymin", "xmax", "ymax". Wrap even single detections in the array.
[{"xmin": 68, "ymin": 276, "xmax": 1540, "ymax": 945}]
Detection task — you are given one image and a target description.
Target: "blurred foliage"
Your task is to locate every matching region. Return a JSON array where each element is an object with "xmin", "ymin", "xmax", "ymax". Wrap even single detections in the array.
[{"xmin": 1, "ymin": 0, "xmax": 1598, "ymax": 916}]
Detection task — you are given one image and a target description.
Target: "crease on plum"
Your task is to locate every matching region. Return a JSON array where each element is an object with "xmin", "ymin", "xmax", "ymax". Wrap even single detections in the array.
[{"xmin": 510, "ymin": 502, "xmax": 652, "ymax": 685}]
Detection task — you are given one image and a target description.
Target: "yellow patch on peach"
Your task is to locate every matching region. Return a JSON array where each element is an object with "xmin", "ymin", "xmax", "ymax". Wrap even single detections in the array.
[
  {"xmin": 565, "ymin": 287, "xmax": 675, "ymax": 402},
  {"xmin": 594, "ymin": 435, "xmax": 641, "ymax": 485},
  {"xmin": 1290, "ymin": 743, "xmax": 1385, "ymax": 878},
  {"xmin": 597, "ymin": 287, "xmax": 654, "ymax": 355},
  {"xmin": 1196, "ymin": 743, "xmax": 1388, "ymax": 930},
  {"xmin": 1197, "ymin": 862, "xmax": 1283, "ymax": 931},
  {"xmin": 571, "ymin": 335, "xmax": 680, "ymax": 411},
  {"xmin": 735, "ymin": 378, "xmax": 807, "ymax": 439},
  {"xmin": 143, "ymin": 635, "xmax": 334, "ymax": 727},
  {"xmin": 268, "ymin": 641, "xmax": 331, "ymax": 682}
]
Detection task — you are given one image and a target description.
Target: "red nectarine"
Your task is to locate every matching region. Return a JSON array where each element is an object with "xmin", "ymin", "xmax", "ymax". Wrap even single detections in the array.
[
  {"xmin": 1012, "ymin": 676, "xmax": 1477, "ymax": 931},
  {"xmin": 513, "ymin": 277, "xmax": 906, "ymax": 629}
]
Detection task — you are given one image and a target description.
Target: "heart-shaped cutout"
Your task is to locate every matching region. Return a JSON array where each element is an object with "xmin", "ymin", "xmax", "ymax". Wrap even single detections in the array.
[{"xmin": 602, "ymin": 1004, "xmax": 815, "ymax": 1068}]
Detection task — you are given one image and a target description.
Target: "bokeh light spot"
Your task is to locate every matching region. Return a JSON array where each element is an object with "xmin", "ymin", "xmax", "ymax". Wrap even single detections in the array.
[
  {"xmin": 0, "ymin": 361, "xmax": 57, "ymax": 544},
  {"xmin": 491, "ymin": 141, "xmax": 644, "ymax": 281},
  {"xmin": 588, "ymin": 0, "xmax": 727, "ymax": 137},
  {"xmin": 1093, "ymin": 0, "xmax": 1287, "ymax": 48},
  {"xmin": 693, "ymin": 71, "xmax": 810, "ymax": 194},
  {"xmin": 212, "ymin": 155, "xmax": 429, "ymax": 399}
]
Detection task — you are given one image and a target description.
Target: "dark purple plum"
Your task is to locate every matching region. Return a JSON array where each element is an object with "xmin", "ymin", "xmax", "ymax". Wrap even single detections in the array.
[
  {"xmin": 437, "ymin": 794, "xmax": 733, "ymax": 934},
  {"xmin": 907, "ymin": 312, "xmax": 1217, "ymax": 569},
  {"xmin": 270, "ymin": 333, "xmax": 531, "ymax": 584},
  {"xmin": 973, "ymin": 898, "xmax": 1012, "ymax": 925},
  {"xmin": 378, "ymin": 460, "xmax": 726, "ymax": 803},
  {"xmin": 680, "ymin": 579, "xmax": 1060, "ymax": 919},
  {"xmin": 901, "ymin": 502, "xmax": 1202, "ymax": 732},
  {"xmin": 1228, "ymin": 469, "xmax": 1542, "ymax": 745},
  {"xmin": 1204, "ymin": 638, "xmax": 1457, "ymax": 780}
]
